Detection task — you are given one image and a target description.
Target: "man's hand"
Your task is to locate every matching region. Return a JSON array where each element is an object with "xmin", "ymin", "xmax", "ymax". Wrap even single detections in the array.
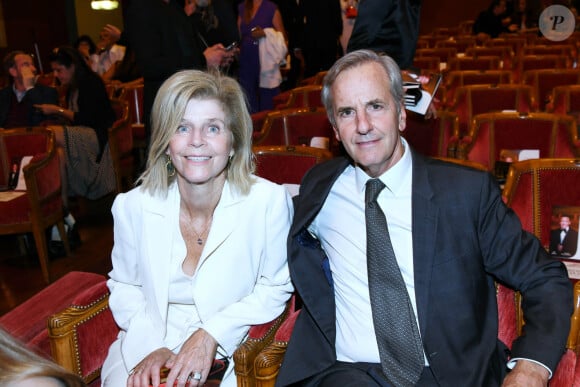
[
  {"xmin": 502, "ymin": 360, "xmax": 549, "ymax": 387},
  {"xmin": 102, "ymin": 24, "xmax": 121, "ymax": 44}
]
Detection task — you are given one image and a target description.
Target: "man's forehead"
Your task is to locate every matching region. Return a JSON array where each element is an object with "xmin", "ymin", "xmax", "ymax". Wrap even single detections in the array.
[{"xmin": 14, "ymin": 54, "xmax": 33, "ymax": 64}]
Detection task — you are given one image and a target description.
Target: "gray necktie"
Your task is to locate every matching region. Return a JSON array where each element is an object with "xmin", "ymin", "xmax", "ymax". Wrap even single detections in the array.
[{"xmin": 365, "ymin": 178, "xmax": 424, "ymax": 387}]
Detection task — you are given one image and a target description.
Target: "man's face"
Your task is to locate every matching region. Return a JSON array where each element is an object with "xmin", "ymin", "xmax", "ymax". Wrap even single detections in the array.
[
  {"xmin": 494, "ymin": 1, "xmax": 506, "ymax": 15},
  {"xmin": 330, "ymin": 61, "xmax": 406, "ymax": 177},
  {"xmin": 97, "ymin": 31, "xmax": 113, "ymax": 51},
  {"xmin": 560, "ymin": 216, "xmax": 571, "ymax": 230},
  {"xmin": 9, "ymin": 54, "xmax": 37, "ymax": 81}
]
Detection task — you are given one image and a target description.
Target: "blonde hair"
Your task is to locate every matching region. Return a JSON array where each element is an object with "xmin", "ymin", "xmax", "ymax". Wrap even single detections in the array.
[
  {"xmin": 0, "ymin": 328, "xmax": 86, "ymax": 386},
  {"xmin": 138, "ymin": 70, "xmax": 255, "ymax": 197}
]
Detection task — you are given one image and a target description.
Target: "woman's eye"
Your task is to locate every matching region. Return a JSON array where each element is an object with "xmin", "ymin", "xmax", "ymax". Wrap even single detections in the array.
[
  {"xmin": 206, "ymin": 125, "xmax": 220, "ymax": 135},
  {"xmin": 176, "ymin": 125, "xmax": 189, "ymax": 134}
]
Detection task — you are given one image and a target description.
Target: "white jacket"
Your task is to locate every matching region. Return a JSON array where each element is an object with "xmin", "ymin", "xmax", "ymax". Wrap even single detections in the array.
[
  {"xmin": 103, "ymin": 177, "xmax": 293, "ymax": 386},
  {"xmin": 258, "ymin": 28, "xmax": 287, "ymax": 88}
]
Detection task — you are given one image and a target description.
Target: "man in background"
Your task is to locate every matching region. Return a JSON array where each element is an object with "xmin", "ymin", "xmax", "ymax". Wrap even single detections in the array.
[{"xmin": 0, "ymin": 51, "xmax": 59, "ymax": 128}]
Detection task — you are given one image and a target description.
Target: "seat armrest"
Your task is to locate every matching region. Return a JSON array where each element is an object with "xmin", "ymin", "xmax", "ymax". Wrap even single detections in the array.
[
  {"xmin": 254, "ymin": 308, "xmax": 301, "ymax": 387},
  {"xmin": 234, "ymin": 296, "xmax": 294, "ymax": 387},
  {"xmin": 48, "ymin": 281, "xmax": 118, "ymax": 385}
]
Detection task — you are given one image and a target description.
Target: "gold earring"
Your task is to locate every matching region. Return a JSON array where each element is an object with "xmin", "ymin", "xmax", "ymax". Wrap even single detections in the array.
[{"xmin": 166, "ymin": 156, "xmax": 175, "ymax": 177}]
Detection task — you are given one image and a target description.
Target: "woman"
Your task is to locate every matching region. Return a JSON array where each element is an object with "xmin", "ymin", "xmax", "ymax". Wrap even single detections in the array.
[
  {"xmin": 0, "ymin": 328, "xmax": 85, "ymax": 387},
  {"xmin": 35, "ymin": 46, "xmax": 116, "ymax": 200},
  {"xmin": 238, "ymin": 0, "xmax": 287, "ymax": 113},
  {"xmin": 100, "ymin": 70, "xmax": 294, "ymax": 387}
]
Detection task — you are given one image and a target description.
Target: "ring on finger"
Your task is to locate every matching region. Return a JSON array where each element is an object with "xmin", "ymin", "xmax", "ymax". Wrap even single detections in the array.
[{"xmin": 193, "ymin": 371, "xmax": 202, "ymax": 381}]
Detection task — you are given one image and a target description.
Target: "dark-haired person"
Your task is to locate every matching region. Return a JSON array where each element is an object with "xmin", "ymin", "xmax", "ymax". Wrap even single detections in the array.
[
  {"xmin": 34, "ymin": 46, "xmax": 117, "ymax": 252},
  {"xmin": 0, "ymin": 51, "xmax": 59, "ymax": 128},
  {"xmin": 550, "ymin": 214, "xmax": 579, "ymax": 257}
]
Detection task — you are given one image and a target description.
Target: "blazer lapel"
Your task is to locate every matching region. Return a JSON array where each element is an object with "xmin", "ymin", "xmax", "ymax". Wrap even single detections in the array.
[{"xmin": 411, "ymin": 152, "xmax": 438, "ymax": 337}]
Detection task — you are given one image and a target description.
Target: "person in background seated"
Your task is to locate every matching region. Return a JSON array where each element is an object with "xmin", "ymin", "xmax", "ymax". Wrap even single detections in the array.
[
  {"xmin": 473, "ymin": 0, "xmax": 513, "ymax": 39},
  {"xmin": 0, "ymin": 327, "xmax": 86, "ymax": 387},
  {"xmin": 277, "ymin": 49, "xmax": 572, "ymax": 386},
  {"xmin": 34, "ymin": 46, "xmax": 117, "ymax": 255},
  {"xmin": 0, "ymin": 51, "xmax": 59, "ymax": 128},
  {"xmin": 101, "ymin": 70, "xmax": 293, "ymax": 387}
]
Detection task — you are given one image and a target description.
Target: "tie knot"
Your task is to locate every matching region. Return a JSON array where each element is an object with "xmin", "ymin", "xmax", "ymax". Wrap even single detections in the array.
[{"xmin": 365, "ymin": 179, "xmax": 386, "ymax": 204}]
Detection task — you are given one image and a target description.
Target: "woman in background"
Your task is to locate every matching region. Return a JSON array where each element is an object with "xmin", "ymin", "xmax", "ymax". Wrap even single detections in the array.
[{"xmin": 237, "ymin": 0, "xmax": 287, "ymax": 113}]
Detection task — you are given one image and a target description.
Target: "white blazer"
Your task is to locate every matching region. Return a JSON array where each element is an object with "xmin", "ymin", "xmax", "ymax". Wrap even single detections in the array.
[{"xmin": 105, "ymin": 177, "xmax": 294, "ymax": 375}]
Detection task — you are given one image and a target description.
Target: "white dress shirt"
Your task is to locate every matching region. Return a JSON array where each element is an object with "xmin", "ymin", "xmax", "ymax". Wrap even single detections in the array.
[{"xmin": 309, "ymin": 138, "xmax": 422, "ymax": 363}]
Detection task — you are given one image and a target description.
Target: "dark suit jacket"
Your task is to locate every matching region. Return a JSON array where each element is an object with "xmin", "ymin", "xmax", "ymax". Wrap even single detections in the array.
[
  {"xmin": 277, "ymin": 152, "xmax": 572, "ymax": 386},
  {"xmin": 0, "ymin": 84, "xmax": 58, "ymax": 128},
  {"xmin": 125, "ymin": 0, "xmax": 207, "ymax": 137},
  {"xmin": 347, "ymin": 0, "xmax": 422, "ymax": 69},
  {"xmin": 550, "ymin": 228, "xmax": 579, "ymax": 257}
]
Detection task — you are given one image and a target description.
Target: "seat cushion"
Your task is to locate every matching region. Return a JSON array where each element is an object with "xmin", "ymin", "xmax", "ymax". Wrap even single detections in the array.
[{"xmin": 0, "ymin": 271, "xmax": 106, "ymax": 357}]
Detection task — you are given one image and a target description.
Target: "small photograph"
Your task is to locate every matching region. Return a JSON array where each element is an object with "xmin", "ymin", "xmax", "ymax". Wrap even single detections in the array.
[{"xmin": 548, "ymin": 206, "xmax": 579, "ymax": 259}]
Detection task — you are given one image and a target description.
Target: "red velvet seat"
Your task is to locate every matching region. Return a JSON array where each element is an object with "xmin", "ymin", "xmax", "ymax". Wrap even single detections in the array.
[
  {"xmin": 0, "ymin": 271, "xmax": 106, "ymax": 359},
  {"xmin": 465, "ymin": 46, "xmax": 514, "ymax": 68},
  {"xmin": 415, "ymin": 47, "xmax": 458, "ymax": 70},
  {"xmin": 412, "ymin": 56, "xmax": 441, "ymax": 72},
  {"xmin": 548, "ymin": 84, "xmax": 580, "ymax": 133},
  {"xmin": 442, "ymin": 69, "xmax": 513, "ymax": 108},
  {"xmin": 447, "ymin": 56, "xmax": 502, "ymax": 72},
  {"xmin": 253, "ymin": 145, "xmax": 333, "ymax": 185},
  {"xmin": 275, "ymin": 85, "xmax": 323, "ymax": 110},
  {"xmin": 434, "ymin": 36, "xmax": 477, "ymax": 54},
  {"xmin": 484, "ymin": 37, "xmax": 526, "ymax": 56},
  {"xmin": 253, "ymin": 107, "xmax": 339, "ymax": 155},
  {"xmin": 449, "ymin": 84, "xmax": 534, "ymax": 136},
  {"xmin": 521, "ymin": 69, "xmax": 580, "ymax": 111},
  {"xmin": 108, "ymin": 98, "xmax": 134, "ymax": 193},
  {"xmin": 0, "ymin": 127, "xmax": 68, "ymax": 283},
  {"xmin": 456, "ymin": 112, "xmax": 580, "ymax": 171},
  {"xmin": 514, "ymin": 54, "xmax": 569, "ymax": 83},
  {"xmin": 403, "ymin": 110, "xmax": 460, "ymax": 157}
]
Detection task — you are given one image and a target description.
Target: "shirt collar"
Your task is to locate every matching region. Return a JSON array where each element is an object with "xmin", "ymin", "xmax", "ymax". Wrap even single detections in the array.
[
  {"xmin": 354, "ymin": 137, "xmax": 413, "ymax": 196},
  {"xmin": 12, "ymin": 84, "xmax": 28, "ymax": 102}
]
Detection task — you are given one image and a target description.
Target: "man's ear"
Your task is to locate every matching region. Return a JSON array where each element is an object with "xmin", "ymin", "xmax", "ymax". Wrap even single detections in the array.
[
  {"xmin": 333, "ymin": 126, "xmax": 341, "ymax": 142},
  {"xmin": 398, "ymin": 106, "xmax": 407, "ymax": 133},
  {"xmin": 8, "ymin": 66, "xmax": 18, "ymax": 79}
]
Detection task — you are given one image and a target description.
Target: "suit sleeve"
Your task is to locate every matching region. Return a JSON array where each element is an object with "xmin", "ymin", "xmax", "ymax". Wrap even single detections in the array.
[{"xmin": 477, "ymin": 173, "xmax": 573, "ymax": 372}]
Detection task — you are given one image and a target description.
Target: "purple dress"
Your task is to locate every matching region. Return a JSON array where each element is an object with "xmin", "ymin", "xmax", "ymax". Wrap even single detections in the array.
[{"xmin": 238, "ymin": 0, "xmax": 279, "ymax": 113}]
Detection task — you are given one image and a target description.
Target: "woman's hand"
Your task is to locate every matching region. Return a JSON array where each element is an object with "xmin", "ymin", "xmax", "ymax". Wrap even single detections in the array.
[
  {"xmin": 33, "ymin": 104, "xmax": 61, "ymax": 115},
  {"xmin": 250, "ymin": 26, "xmax": 265, "ymax": 40},
  {"xmin": 163, "ymin": 329, "xmax": 218, "ymax": 387},
  {"xmin": 128, "ymin": 347, "xmax": 174, "ymax": 387}
]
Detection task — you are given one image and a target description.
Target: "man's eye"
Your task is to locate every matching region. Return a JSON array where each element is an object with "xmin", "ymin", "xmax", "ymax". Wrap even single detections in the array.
[{"xmin": 338, "ymin": 109, "xmax": 354, "ymax": 117}]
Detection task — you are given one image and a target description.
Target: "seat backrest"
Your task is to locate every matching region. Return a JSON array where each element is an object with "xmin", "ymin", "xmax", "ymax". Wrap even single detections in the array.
[
  {"xmin": 254, "ymin": 107, "xmax": 338, "ymax": 154},
  {"xmin": 465, "ymin": 45, "xmax": 514, "ymax": 66},
  {"xmin": 450, "ymin": 84, "xmax": 534, "ymax": 135},
  {"xmin": 108, "ymin": 99, "xmax": 134, "ymax": 193},
  {"xmin": 412, "ymin": 56, "xmax": 441, "ymax": 72},
  {"xmin": 0, "ymin": 127, "xmax": 53, "ymax": 186},
  {"xmin": 460, "ymin": 112, "xmax": 579, "ymax": 171},
  {"xmin": 120, "ymin": 83, "xmax": 144, "ymax": 125},
  {"xmin": 415, "ymin": 47, "xmax": 458, "ymax": 69},
  {"xmin": 521, "ymin": 69, "xmax": 580, "ymax": 111},
  {"xmin": 484, "ymin": 37, "xmax": 525, "ymax": 56},
  {"xmin": 253, "ymin": 145, "xmax": 333, "ymax": 185},
  {"xmin": 403, "ymin": 110, "xmax": 460, "ymax": 157},
  {"xmin": 522, "ymin": 44, "xmax": 576, "ymax": 60},
  {"xmin": 434, "ymin": 36, "xmax": 477, "ymax": 53},
  {"xmin": 503, "ymin": 159, "xmax": 580, "ymax": 249},
  {"xmin": 278, "ymin": 85, "xmax": 323, "ymax": 109},
  {"xmin": 447, "ymin": 56, "xmax": 502, "ymax": 71},
  {"xmin": 515, "ymin": 54, "xmax": 569, "ymax": 82},
  {"xmin": 549, "ymin": 84, "xmax": 580, "ymax": 126},
  {"xmin": 443, "ymin": 70, "xmax": 513, "ymax": 107}
]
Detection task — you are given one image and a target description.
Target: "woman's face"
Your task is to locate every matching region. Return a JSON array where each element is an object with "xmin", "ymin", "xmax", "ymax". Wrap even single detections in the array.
[
  {"xmin": 51, "ymin": 62, "xmax": 74, "ymax": 85},
  {"xmin": 167, "ymin": 98, "xmax": 234, "ymax": 187}
]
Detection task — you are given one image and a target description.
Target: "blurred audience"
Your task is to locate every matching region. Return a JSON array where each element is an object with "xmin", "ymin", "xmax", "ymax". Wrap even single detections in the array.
[
  {"xmin": 473, "ymin": 0, "xmax": 512, "ymax": 39},
  {"xmin": 0, "ymin": 50, "xmax": 59, "ymax": 128},
  {"xmin": 73, "ymin": 35, "xmax": 98, "ymax": 68},
  {"xmin": 92, "ymin": 26, "xmax": 126, "ymax": 81}
]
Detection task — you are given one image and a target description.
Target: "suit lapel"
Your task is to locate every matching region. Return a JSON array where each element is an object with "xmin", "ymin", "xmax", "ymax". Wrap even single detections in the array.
[{"xmin": 411, "ymin": 152, "xmax": 438, "ymax": 337}]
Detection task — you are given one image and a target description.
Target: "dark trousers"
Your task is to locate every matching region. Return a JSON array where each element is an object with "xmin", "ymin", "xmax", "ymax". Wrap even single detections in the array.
[{"xmin": 300, "ymin": 361, "xmax": 439, "ymax": 387}]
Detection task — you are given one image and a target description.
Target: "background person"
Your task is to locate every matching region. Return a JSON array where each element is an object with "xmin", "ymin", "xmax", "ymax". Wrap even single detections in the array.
[
  {"xmin": 0, "ymin": 327, "xmax": 86, "ymax": 387},
  {"xmin": 277, "ymin": 49, "xmax": 572, "ymax": 386},
  {"xmin": 100, "ymin": 69, "xmax": 293, "ymax": 387},
  {"xmin": 0, "ymin": 51, "xmax": 59, "ymax": 128}
]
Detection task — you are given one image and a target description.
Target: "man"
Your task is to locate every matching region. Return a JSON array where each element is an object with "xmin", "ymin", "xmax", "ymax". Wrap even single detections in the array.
[
  {"xmin": 277, "ymin": 50, "xmax": 572, "ymax": 386},
  {"xmin": 125, "ymin": 0, "xmax": 231, "ymax": 153},
  {"xmin": 347, "ymin": 0, "xmax": 422, "ymax": 69},
  {"xmin": 550, "ymin": 214, "xmax": 579, "ymax": 257},
  {"xmin": 92, "ymin": 27, "xmax": 126, "ymax": 78},
  {"xmin": 0, "ymin": 51, "xmax": 59, "ymax": 128}
]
